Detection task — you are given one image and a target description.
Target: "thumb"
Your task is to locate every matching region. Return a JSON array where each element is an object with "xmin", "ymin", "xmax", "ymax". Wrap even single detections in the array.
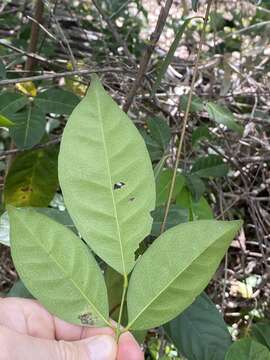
[{"xmin": 1, "ymin": 326, "xmax": 117, "ymax": 360}]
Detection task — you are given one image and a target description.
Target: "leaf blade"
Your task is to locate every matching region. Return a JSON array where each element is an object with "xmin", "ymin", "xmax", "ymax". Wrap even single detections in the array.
[
  {"xmin": 4, "ymin": 147, "xmax": 59, "ymax": 207},
  {"xmin": 9, "ymin": 207, "xmax": 109, "ymax": 327},
  {"xmin": 59, "ymin": 75, "xmax": 156, "ymax": 275},
  {"xmin": 127, "ymin": 220, "xmax": 242, "ymax": 330},
  {"xmin": 165, "ymin": 292, "xmax": 232, "ymax": 360}
]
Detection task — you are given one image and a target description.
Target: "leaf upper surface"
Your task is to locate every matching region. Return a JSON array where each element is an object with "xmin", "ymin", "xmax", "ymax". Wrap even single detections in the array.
[
  {"xmin": 9, "ymin": 207, "xmax": 109, "ymax": 327},
  {"xmin": 59, "ymin": 76, "xmax": 156, "ymax": 275},
  {"xmin": 165, "ymin": 292, "xmax": 232, "ymax": 360},
  {"xmin": 127, "ymin": 220, "xmax": 242, "ymax": 330}
]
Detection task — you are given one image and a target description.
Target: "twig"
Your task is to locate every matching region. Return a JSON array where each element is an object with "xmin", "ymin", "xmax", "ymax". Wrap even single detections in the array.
[
  {"xmin": 0, "ymin": 40, "xmax": 60, "ymax": 69},
  {"xmin": 160, "ymin": 0, "xmax": 213, "ymax": 233},
  {"xmin": 123, "ymin": 0, "xmax": 174, "ymax": 112},
  {"xmin": 0, "ymin": 68, "xmax": 121, "ymax": 85},
  {"xmin": 43, "ymin": 0, "xmax": 77, "ymax": 70},
  {"xmin": 25, "ymin": 0, "xmax": 44, "ymax": 71},
  {"xmin": 0, "ymin": 137, "xmax": 61, "ymax": 160},
  {"xmin": 92, "ymin": 0, "xmax": 134, "ymax": 62}
]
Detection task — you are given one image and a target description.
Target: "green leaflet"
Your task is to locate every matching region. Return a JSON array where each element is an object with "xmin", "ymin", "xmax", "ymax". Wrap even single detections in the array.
[
  {"xmin": 9, "ymin": 104, "xmax": 46, "ymax": 149},
  {"xmin": 165, "ymin": 292, "xmax": 232, "ymax": 360},
  {"xmin": 35, "ymin": 89, "xmax": 79, "ymax": 115},
  {"xmin": 0, "ymin": 114, "xmax": 14, "ymax": 127},
  {"xmin": 9, "ymin": 207, "xmax": 109, "ymax": 327},
  {"xmin": 176, "ymin": 187, "xmax": 213, "ymax": 221},
  {"xmin": 156, "ymin": 169, "xmax": 185, "ymax": 207},
  {"xmin": 206, "ymin": 102, "xmax": 244, "ymax": 134},
  {"xmin": 4, "ymin": 147, "xmax": 59, "ymax": 207},
  {"xmin": 251, "ymin": 321, "xmax": 270, "ymax": 350},
  {"xmin": 147, "ymin": 116, "xmax": 171, "ymax": 152},
  {"xmin": 180, "ymin": 94, "xmax": 204, "ymax": 113},
  {"xmin": 127, "ymin": 220, "xmax": 242, "ymax": 330},
  {"xmin": 191, "ymin": 154, "xmax": 229, "ymax": 178},
  {"xmin": 58, "ymin": 75, "xmax": 155, "ymax": 276},
  {"xmin": 151, "ymin": 205, "xmax": 189, "ymax": 237},
  {"xmin": 7, "ymin": 280, "xmax": 33, "ymax": 299},
  {"xmin": 0, "ymin": 92, "xmax": 28, "ymax": 116},
  {"xmin": 225, "ymin": 339, "xmax": 270, "ymax": 360}
]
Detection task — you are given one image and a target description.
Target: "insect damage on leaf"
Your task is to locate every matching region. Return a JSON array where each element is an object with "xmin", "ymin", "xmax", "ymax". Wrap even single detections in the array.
[
  {"xmin": 78, "ymin": 312, "xmax": 98, "ymax": 326},
  {"xmin": 113, "ymin": 182, "xmax": 125, "ymax": 190}
]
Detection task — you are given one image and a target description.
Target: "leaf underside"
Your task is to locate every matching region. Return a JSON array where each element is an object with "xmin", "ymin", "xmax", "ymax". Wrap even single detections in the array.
[
  {"xmin": 9, "ymin": 207, "xmax": 109, "ymax": 327},
  {"xmin": 58, "ymin": 75, "xmax": 156, "ymax": 275},
  {"xmin": 127, "ymin": 220, "xmax": 242, "ymax": 330}
]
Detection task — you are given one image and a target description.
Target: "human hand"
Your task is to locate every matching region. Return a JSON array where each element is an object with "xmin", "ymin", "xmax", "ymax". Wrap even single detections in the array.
[{"xmin": 0, "ymin": 297, "xmax": 144, "ymax": 360}]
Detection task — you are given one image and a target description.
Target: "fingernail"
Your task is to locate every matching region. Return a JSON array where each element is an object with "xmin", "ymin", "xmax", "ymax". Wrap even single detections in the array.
[{"xmin": 86, "ymin": 335, "xmax": 117, "ymax": 360}]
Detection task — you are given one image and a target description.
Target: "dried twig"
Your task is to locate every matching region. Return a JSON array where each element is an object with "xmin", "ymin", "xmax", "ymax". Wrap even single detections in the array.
[
  {"xmin": 123, "ymin": 0, "xmax": 174, "ymax": 112},
  {"xmin": 0, "ymin": 137, "xmax": 61, "ymax": 160},
  {"xmin": 25, "ymin": 0, "xmax": 44, "ymax": 71},
  {"xmin": 0, "ymin": 68, "xmax": 122, "ymax": 85}
]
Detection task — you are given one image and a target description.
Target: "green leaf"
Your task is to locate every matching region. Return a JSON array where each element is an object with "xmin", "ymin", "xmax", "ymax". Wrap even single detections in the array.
[
  {"xmin": 0, "ymin": 92, "xmax": 28, "ymax": 116},
  {"xmin": 185, "ymin": 174, "xmax": 206, "ymax": 201},
  {"xmin": 140, "ymin": 128, "xmax": 164, "ymax": 161},
  {"xmin": 127, "ymin": 219, "xmax": 242, "ymax": 330},
  {"xmin": 147, "ymin": 116, "xmax": 171, "ymax": 151},
  {"xmin": 192, "ymin": 125, "xmax": 212, "ymax": 146},
  {"xmin": 180, "ymin": 95, "xmax": 204, "ymax": 113},
  {"xmin": 225, "ymin": 339, "xmax": 270, "ymax": 360},
  {"xmin": 4, "ymin": 147, "xmax": 59, "ymax": 207},
  {"xmin": 176, "ymin": 187, "xmax": 213, "ymax": 221},
  {"xmin": 191, "ymin": 154, "xmax": 229, "ymax": 178},
  {"xmin": 0, "ymin": 114, "xmax": 14, "ymax": 127},
  {"xmin": 35, "ymin": 89, "xmax": 79, "ymax": 115},
  {"xmin": 9, "ymin": 207, "xmax": 109, "ymax": 327},
  {"xmin": 9, "ymin": 104, "xmax": 46, "ymax": 149},
  {"xmin": 7, "ymin": 280, "xmax": 33, "ymax": 299},
  {"xmin": 0, "ymin": 59, "xmax": 6, "ymax": 80},
  {"xmin": 206, "ymin": 102, "xmax": 244, "ymax": 134},
  {"xmin": 0, "ymin": 208, "xmax": 75, "ymax": 248},
  {"xmin": 192, "ymin": 0, "xmax": 199, "ymax": 11},
  {"xmin": 152, "ymin": 18, "xmax": 192, "ymax": 96},
  {"xmin": 165, "ymin": 292, "xmax": 232, "ymax": 360},
  {"xmin": 105, "ymin": 266, "xmax": 126, "ymax": 322},
  {"xmin": 59, "ymin": 75, "xmax": 156, "ymax": 276},
  {"xmin": 36, "ymin": 208, "xmax": 77, "ymax": 234},
  {"xmin": 151, "ymin": 205, "xmax": 189, "ymax": 237},
  {"xmin": 156, "ymin": 169, "xmax": 185, "ymax": 207},
  {"xmin": 251, "ymin": 321, "xmax": 270, "ymax": 350}
]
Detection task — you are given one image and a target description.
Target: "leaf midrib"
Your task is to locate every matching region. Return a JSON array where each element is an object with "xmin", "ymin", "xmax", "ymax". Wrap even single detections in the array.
[
  {"xmin": 93, "ymin": 87, "xmax": 126, "ymax": 276},
  {"xmin": 127, "ymin": 230, "xmax": 231, "ymax": 329},
  {"xmin": 16, "ymin": 214, "xmax": 109, "ymax": 326}
]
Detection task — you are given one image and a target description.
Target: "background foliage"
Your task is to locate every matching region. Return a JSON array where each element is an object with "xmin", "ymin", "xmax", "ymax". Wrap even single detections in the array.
[{"xmin": 0, "ymin": 0, "xmax": 269, "ymax": 358}]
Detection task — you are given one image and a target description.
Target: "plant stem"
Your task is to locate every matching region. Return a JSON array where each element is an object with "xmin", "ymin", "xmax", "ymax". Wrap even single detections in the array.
[
  {"xmin": 160, "ymin": 0, "xmax": 213, "ymax": 234},
  {"xmin": 116, "ymin": 275, "xmax": 128, "ymax": 341}
]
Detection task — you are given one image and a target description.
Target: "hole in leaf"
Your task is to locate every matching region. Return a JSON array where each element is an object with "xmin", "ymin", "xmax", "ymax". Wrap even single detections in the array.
[{"xmin": 113, "ymin": 182, "xmax": 125, "ymax": 190}]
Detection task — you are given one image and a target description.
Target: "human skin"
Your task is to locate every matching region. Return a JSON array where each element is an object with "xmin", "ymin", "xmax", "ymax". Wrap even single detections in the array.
[{"xmin": 0, "ymin": 297, "xmax": 144, "ymax": 360}]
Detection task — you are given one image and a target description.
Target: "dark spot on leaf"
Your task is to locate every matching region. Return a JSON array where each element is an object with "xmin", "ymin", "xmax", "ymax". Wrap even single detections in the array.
[
  {"xmin": 78, "ymin": 312, "xmax": 97, "ymax": 326},
  {"xmin": 113, "ymin": 182, "xmax": 125, "ymax": 190},
  {"xmin": 129, "ymin": 197, "xmax": 135, "ymax": 202},
  {"xmin": 21, "ymin": 186, "xmax": 33, "ymax": 192}
]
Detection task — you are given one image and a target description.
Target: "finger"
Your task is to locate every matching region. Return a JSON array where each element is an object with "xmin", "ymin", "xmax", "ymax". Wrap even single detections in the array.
[
  {"xmin": 118, "ymin": 332, "xmax": 144, "ymax": 360},
  {"xmin": 0, "ymin": 325, "xmax": 117, "ymax": 360},
  {"xmin": 0, "ymin": 297, "xmax": 114, "ymax": 341}
]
